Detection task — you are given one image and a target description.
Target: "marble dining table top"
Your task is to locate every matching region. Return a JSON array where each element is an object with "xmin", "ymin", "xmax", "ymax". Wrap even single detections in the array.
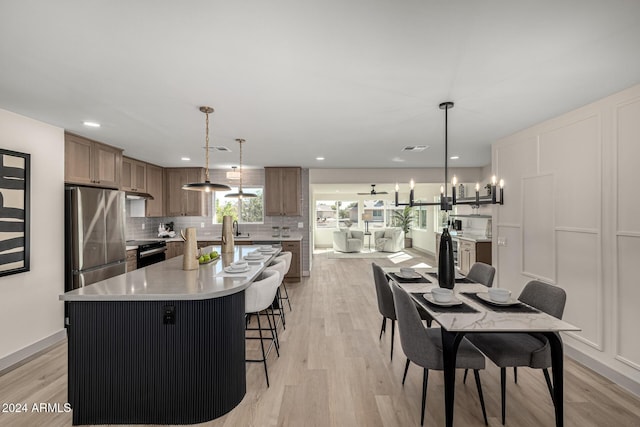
[{"xmin": 384, "ymin": 267, "xmax": 581, "ymax": 334}]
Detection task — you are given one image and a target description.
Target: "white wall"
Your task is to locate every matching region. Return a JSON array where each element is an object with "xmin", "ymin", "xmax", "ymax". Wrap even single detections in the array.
[
  {"xmin": 492, "ymin": 83, "xmax": 640, "ymax": 396},
  {"xmin": 0, "ymin": 109, "xmax": 65, "ymax": 370}
]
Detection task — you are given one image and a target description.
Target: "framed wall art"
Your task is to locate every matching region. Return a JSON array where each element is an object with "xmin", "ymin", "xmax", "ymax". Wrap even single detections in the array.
[{"xmin": 0, "ymin": 149, "xmax": 30, "ymax": 277}]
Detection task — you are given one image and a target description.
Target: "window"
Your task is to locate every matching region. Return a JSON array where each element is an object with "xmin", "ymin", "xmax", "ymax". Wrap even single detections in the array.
[
  {"xmin": 316, "ymin": 200, "xmax": 337, "ymax": 228},
  {"xmin": 212, "ymin": 187, "xmax": 264, "ymax": 223},
  {"xmin": 363, "ymin": 199, "xmax": 386, "ymax": 229},
  {"xmin": 315, "ymin": 200, "xmax": 359, "ymax": 228},
  {"xmin": 415, "ymin": 205, "xmax": 428, "ymax": 230},
  {"xmin": 337, "ymin": 200, "xmax": 359, "ymax": 228}
]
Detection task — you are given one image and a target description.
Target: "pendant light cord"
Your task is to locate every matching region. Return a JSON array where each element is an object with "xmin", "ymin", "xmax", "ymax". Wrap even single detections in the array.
[{"xmin": 204, "ymin": 110, "xmax": 211, "ymax": 182}]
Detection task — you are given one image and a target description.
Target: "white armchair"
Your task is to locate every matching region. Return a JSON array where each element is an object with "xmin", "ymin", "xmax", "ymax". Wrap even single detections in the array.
[
  {"xmin": 333, "ymin": 229, "xmax": 364, "ymax": 253},
  {"xmin": 374, "ymin": 228, "xmax": 404, "ymax": 252}
]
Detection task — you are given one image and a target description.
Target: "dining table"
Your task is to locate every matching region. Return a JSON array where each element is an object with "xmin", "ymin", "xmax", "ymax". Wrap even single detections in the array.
[{"xmin": 384, "ymin": 267, "xmax": 580, "ymax": 427}]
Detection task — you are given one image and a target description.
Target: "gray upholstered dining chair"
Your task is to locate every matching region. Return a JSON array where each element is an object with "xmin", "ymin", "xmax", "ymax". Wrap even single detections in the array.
[
  {"xmin": 466, "ymin": 262, "xmax": 496, "ymax": 287},
  {"xmin": 371, "ymin": 263, "xmax": 433, "ymax": 361},
  {"xmin": 391, "ymin": 281, "xmax": 488, "ymax": 426},
  {"xmin": 465, "ymin": 280, "xmax": 567, "ymax": 425},
  {"xmin": 462, "ymin": 262, "xmax": 496, "ymax": 384}
]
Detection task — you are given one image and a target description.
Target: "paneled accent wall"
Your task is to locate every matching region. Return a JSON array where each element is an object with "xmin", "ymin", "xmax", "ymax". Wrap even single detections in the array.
[{"xmin": 492, "ymin": 83, "xmax": 640, "ymax": 395}]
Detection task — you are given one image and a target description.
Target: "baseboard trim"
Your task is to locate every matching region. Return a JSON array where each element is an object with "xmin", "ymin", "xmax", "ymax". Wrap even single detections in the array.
[
  {"xmin": 0, "ymin": 329, "xmax": 67, "ymax": 375},
  {"xmin": 565, "ymin": 345, "xmax": 640, "ymax": 398}
]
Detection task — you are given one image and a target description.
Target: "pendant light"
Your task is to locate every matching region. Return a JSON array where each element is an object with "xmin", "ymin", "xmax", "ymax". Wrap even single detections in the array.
[
  {"xmin": 394, "ymin": 101, "xmax": 504, "ymax": 209},
  {"xmin": 226, "ymin": 166, "xmax": 241, "ymax": 180},
  {"xmin": 225, "ymin": 138, "xmax": 257, "ymax": 198},
  {"xmin": 182, "ymin": 106, "xmax": 231, "ymax": 192}
]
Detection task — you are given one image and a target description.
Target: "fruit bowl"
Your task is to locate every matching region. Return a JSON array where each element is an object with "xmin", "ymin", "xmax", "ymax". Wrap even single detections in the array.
[
  {"xmin": 198, "ymin": 257, "xmax": 218, "ymax": 266},
  {"xmin": 198, "ymin": 254, "xmax": 219, "ymax": 265}
]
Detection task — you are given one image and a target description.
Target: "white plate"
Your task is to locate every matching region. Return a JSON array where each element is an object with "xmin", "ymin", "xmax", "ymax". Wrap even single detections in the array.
[
  {"xmin": 244, "ymin": 255, "xmax": 264, "ymax": 260},
  {"xmin": 224, "ymin": 266, "xmax": 250, "ymax": 274},
  {"xmin": 422, "ymin": 293, "xmax": 462, "ymax": 307},
  {"xmin": 395, "ymin": 271, "xmax": 422, "ymax": 279},
  {"xmin": 476, "ymin": 292, "xmax": 521, "ymax": 306}
]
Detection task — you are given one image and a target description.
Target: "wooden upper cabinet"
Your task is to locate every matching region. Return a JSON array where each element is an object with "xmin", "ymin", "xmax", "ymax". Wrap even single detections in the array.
[
  {"xmin": 165, "ymin": 168, "xmax": 209, "ymax": 216},
  {"xmin": 65, "ymin": 133, "xmax": 122, "ymax": 188},
  {"xmin": 121, "ymin": 157, "xmax": 147, "ymax": 192},
  {"xmin": 145, "ymin": 163, "xmax": 164, "ymax": 217},
  {"xmin": 264, "ymin": 167, "xmax": 301, "ymax": 216}
]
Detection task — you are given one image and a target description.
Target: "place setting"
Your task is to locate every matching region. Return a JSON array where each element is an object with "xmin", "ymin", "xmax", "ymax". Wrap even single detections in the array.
[
  {"xmin": 387, "ymin": 267, "xmax": 431, "ymax": 284},
  {"xmin": 243, "ymin": 251, "xmax": 266, "ymax": 262},
  {"xmin": 460, "ymin": 288, "xmax": 540, "ymax": 313},
  {"xmin": 412, "ymin": 287, "xmax": 479, "ymax": 313},
  {"xmin": 222, "ymin": 260, "xmax": 252, "ymax": 275},
  {"xmin": 257, "ymin": 245, "xmax": 278, "ymax": 254}
]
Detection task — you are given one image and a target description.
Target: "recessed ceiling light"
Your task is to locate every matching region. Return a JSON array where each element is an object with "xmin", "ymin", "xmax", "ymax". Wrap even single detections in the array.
[
  {"xmin": 181, "ymin": 157, "xmax": 191, "ymax": 161},
  {"xmin": 450, "ymin": 156, "xmax": 460, "ymax": 160},
  {"xmin": 316, "ymin": 157, "xmax": 325, "ymax": 161},
  {"xmin": 83, "ymin": 121, "xmax": 100, "ymax": 127}
]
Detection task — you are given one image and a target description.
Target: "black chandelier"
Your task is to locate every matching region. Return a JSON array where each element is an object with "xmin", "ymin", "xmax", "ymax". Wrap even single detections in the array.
[{"xmin": 394, "ymin": 102, "xmax": 504, "ymax": 210}]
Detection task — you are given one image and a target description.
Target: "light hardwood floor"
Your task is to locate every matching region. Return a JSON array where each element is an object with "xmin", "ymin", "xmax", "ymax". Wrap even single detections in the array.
[{"xmin": 1, "ymin": 249, "xmax": 640, "ymax": 426}]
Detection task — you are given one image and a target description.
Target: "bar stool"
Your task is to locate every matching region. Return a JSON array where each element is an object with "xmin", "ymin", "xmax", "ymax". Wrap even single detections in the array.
[
  {"xmin": 276, "ymin": 251, "xmax": 293, "ymax": 310},
  {"xmin": 265, "ymin": 258, "xmax": 288, "ymax": 329},
  {"xmin": 245, "ymin": 269, "xmax": 282, "ymax": 387}
]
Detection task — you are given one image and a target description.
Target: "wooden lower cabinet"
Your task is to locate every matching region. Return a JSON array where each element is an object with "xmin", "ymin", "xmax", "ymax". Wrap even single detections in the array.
[
  {"xmin": 126, "ymin": 249, "xmax": 137, "ymax": 272},
  {"xmin": 282, "ymin": 241, "xmax": 301, "ymax": 280},
  {"xmin": 166, "ymin": 241, "xmax": 184, "ymax": 259},
  {"xmin": 458, "ymin": 240, "xmax": 492, "ymax": 275}
]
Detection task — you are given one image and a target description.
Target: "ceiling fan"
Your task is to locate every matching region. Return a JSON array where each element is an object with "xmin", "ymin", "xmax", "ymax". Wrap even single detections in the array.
[{"xmin": 357, "ymin": 184, "xmax": 388, "ymax": 195}]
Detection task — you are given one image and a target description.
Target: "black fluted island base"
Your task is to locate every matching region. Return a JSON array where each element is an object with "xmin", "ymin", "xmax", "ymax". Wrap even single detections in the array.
[{"xmin": 66, "ymin": 292, "xmax": 246, "ymax": 425}]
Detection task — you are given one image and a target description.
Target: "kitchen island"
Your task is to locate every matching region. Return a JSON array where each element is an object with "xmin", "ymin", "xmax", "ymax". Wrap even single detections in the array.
[{"xmin": 60, "ymin": 244, "xmax": 281, "ymax": 425}]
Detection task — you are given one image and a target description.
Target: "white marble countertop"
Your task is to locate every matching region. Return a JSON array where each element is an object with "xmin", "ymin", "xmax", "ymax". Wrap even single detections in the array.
[
  {"xmin": 385, "ymin": 267, "xmax": 580, "ymax": 333},
  {"xmin": 437, "ymin": 231, "xmax": 492, "ymax": 243},
  {"xmin": 60, "ymin": 245, "xmax": 281, "ymax": 302}
]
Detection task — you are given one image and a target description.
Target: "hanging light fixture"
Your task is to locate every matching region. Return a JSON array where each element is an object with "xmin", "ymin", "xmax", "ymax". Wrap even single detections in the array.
[
  {"xmin": 226, "ymin": 166, "xmax": 241, "ymax": 180},
  {"xmin": 182, "ymin": 106, "xmax": 231, "ymax": 192},
  {"xmin": 393, "ymin": 102, "xmax": 505, "ymax": 289},
  {"xmin": 394, "ymin": 102, "xmax": 504, "ymax": 210},
  {"xmin": 226, "ymin": 138, "xmax": 257, "ymax": 198}
]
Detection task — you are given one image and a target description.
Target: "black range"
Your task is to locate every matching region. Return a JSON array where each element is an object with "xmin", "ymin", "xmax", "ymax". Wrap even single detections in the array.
[{"xmin": 126, "ymin": 240, "xmax": 167, "ymax": 268}]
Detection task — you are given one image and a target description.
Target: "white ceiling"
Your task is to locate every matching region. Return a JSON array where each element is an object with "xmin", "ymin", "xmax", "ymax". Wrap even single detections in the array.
[{"xmin": 1, "ymin": 1, "xmax": 639, "ymax": 170}]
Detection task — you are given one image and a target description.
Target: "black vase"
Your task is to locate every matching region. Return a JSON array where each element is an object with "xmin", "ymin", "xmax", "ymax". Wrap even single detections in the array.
[{"xmin": 438, "ymin": 228, "xmax": 455, "ymax": 289}]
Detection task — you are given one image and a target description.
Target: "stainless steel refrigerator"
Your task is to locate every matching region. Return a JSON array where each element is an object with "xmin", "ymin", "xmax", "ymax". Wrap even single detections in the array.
[{"xmin": 64, "ymin": 186, "xmax": 126, "ymax": 292}]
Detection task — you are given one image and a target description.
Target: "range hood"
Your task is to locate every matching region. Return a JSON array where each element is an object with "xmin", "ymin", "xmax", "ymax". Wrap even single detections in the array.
[{"xmin": 125, "ymin": 191, "xmax": 154, "ymax": 200}]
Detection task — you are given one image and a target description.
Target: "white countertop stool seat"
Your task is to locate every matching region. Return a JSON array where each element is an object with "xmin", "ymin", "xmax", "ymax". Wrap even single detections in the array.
[
  {"xmin": 245, "ymin": 269, "xmax": 282, "ymax": 388},
  {"xmin": 276, "ymin": 251, "xmax": 293, "ymax": 311},
  {"xmin": 266, "ymin": 258, "xmax": 289, "ymax": 330}
]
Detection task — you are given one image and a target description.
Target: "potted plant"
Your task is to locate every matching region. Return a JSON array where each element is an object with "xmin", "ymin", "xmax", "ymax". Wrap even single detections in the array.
[{"xmin": 392, "ymin": 206, "xmax": 414, "ymax": 248}]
